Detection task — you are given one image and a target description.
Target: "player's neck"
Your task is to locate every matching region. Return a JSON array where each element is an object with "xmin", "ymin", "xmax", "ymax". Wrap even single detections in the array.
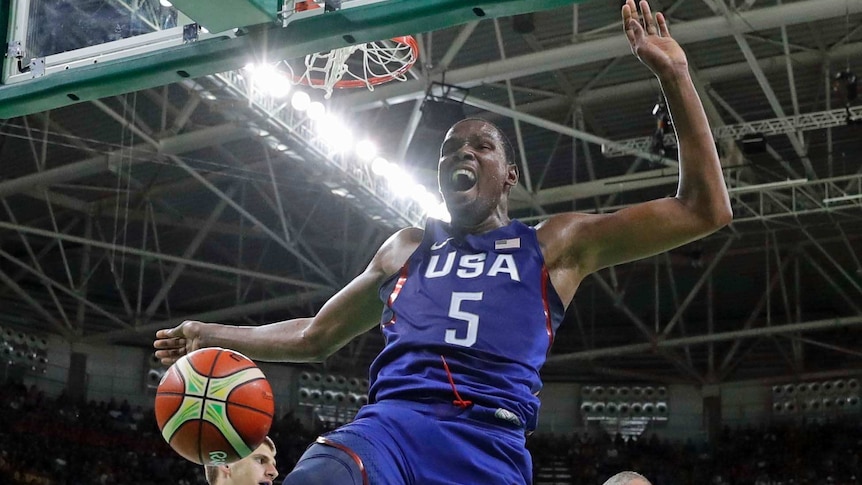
[{"xmin": 449, "ymin": 209, "xmax": 510, "ymax": 238}]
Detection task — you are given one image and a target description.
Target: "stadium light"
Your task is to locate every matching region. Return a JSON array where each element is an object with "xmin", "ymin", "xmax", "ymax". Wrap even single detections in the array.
[
  {"xmin": 247, "ymin": 64, "xmax": 290, "ymax": 98},
  {"xmin": 426, "ymin": 202, "xmax": 451, "ymax": 222},
  {"xmin": 355, "ymin": 140, "xmax": 378, "ymax": 161},
  {"xmin": 307, "ymin": 101, "xmax": 326, "ymax": 121},
  {"xmin": 371, "ymin": 157, "xmax": 389, "ymax": 176},
  {"xmin": 318, "ymin": 117, "xmax": 353, "ymax": 152},
  {"xmin": 291, "ymin": 91, "xmax": 311, "ymax": 111}
]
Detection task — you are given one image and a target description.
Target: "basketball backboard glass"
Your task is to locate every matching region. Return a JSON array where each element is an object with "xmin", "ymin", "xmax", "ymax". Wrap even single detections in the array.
[{"xmin": 0, "ymin": 0, "xmax": 584, "ymax": 118}]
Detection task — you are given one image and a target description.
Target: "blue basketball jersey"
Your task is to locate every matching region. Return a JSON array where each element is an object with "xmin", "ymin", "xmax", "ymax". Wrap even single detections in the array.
[{"xmin": 368, "ymin": 218, "xmax": 565, "ymax": 430}]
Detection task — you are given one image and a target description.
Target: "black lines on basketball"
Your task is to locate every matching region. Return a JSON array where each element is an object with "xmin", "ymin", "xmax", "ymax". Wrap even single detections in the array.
[
  {"xmin": 199, "ymin": 348, "xmax": 223, "ymax": 460},
  {"xmin": 227, "ymin": 401, "xmax": 275, "ymax": 419}
]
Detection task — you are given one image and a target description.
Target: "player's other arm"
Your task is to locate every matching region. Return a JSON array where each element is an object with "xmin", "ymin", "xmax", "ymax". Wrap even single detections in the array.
[
  {"xmin": 539, "ymin": 0, "xmax": 731, "ymax": 302},
  {"xmin": 154, "ymin": 227, "xmax": 422, "ymax": 365}
]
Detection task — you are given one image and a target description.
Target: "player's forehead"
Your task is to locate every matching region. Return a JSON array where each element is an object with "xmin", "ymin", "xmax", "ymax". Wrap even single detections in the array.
[
  {"xmin": 444, "ymin": 119, "xmax": 500, "ymax": 144},
  {"xmin": 252, "ymin": 442, "xmax": 276, "ymax": 460}
]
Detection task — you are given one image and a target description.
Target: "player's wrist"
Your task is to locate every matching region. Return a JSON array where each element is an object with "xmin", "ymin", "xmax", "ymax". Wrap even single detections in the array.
[{"xmin": 655, "ymin": 61, "xmax": 690, "ymax": 85}]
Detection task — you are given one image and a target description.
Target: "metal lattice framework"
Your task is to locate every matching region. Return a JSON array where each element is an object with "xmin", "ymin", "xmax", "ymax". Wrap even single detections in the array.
[
  {"xmin": 0, "ymin": 0, "xmax": 860, "ymax": 387},
  {"xmin": 602, "ymin": 105, "xmax": 862, "ymax": 158}
]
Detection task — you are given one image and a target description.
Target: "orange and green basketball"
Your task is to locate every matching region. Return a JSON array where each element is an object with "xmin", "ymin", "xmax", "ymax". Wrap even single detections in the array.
[{"xmin": 154, "ymin": 348, "xmax": 274, "ymax": 465}]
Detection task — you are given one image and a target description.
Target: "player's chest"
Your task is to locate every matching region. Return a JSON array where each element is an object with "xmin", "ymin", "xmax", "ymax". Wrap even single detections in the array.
[{"xmin": 421, "ymin": 249, "xmax": 524, "ymax": 282}]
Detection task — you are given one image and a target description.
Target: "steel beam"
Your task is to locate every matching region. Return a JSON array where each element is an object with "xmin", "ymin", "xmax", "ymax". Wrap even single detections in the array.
[
  {"xmin": 462, "ymin": 96, "xmax": 678, "ymax": 168},
  {"xmin": 144, "ymin": 185, "xmax": 239, "ymax": 319},
  {"xmin": 0, "ymin": 248, "xmax": 132, "ymax": 330},
  {"xmin": 0, "ymin": 220, "xmax": 332, "ymax": 289},
  {"xmin": 547, "ymin": 316, "xmax": 862, "ymax": 363},
  {"xmin": 661, "ymin": 237, "xmax": 734, "ymax": 337},
  {"xmin": 86, "ymin": 288, "xmax": 335, "ymax": 342},
  {"xmin": 343, "ymin": 0, "xmax": 862, "ymax": 110},
  {"xmin": 0, "ymin": 123, "xmax": 253, "ymax": 199}
]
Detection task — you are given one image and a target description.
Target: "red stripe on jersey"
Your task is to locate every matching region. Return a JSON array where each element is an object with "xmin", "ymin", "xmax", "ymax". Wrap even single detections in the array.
[
  {"xmin": 541, "ymin": 266, "xmax": 554, "ymax": 355},
  {"xmin": 315, "ymin": 436, "xmax": 369, "ymax": 485},
  {"xmin": 383, "ymin": 264, "xmax": 409, "ymax": 327}
]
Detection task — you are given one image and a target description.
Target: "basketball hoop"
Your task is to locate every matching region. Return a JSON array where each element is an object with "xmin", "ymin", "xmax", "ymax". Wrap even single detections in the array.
[{"xmin": 291, "ymin": 35, "xmax": 418, "ymax": 99}]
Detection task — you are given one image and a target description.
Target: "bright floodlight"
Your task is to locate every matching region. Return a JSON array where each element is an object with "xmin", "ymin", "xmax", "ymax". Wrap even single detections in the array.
[
  {"xmin": 307, "ymin": 101, "xmax": 326, "ymax": 121},
  {"xmin": 371, "ymin": 157, "xmax": 389, "ymax": 176},
  {"xmin": 414, "ymin": 185, "xmax": 442, "ymax": 213},
  {"xmin": 291, "ymin": 91, "xmax": 311, "ymax": 111},
  {"xmin": 427, "ymin": 201, "xmax": 451, "ymax": 222},
  {"xmin": 250, "ymin": 64, "xmax": 290, "ymax": 98},
  {"xmin": 159, "ymin": 0, "xmax": 172, "ymax": 6},
  {"xmin": 356, "ymin": 140, "xmax": 377, "ymax": 161},
  {"xmin": 385, "ymin": 165, "xmax": 416, "ymax": 198},
  {"xmin": 317, "ymin": 115, "xmax": 353, "ymax": 152}
]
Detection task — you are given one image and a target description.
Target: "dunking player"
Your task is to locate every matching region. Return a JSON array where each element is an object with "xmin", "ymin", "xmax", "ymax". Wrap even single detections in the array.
[
  {"xmin": 203, "ymin": 437, "xmax": 278, "ymax": 485},
  {"xmin": 154, "ymin": 1, "xmax": 731, "ymax": 483}
]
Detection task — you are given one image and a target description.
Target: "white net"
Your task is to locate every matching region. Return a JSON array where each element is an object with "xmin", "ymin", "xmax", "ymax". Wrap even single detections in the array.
[{"xmin": 293, "ymin": 37, "xmax": 418, "ymax": 98}]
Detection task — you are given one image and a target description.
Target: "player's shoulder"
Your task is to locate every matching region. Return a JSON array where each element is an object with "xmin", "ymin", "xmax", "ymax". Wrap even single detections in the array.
[
  {"xmin": 371, "ymin": 226, "xmax": 424, "ymax": 276},
  {"xmin": 534, "ymin": 211, "xmax": 600, "ymax": 264},
  {"xmin": 534, "ymin": 212, "xmax": 595, "ymax": 238}
]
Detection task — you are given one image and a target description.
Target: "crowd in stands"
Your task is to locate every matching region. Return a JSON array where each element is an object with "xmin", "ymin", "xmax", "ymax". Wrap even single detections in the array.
[
  {"xmin": 0, "ymin": 380, "xmax": 313, "ymax": 485},
  {"xmin": 527, "ymin": 421, "xmax": 862, "ymax": 484},
  {"xmin": 1, "ymin": 378, "xmax": 860, "ymax": 484}
]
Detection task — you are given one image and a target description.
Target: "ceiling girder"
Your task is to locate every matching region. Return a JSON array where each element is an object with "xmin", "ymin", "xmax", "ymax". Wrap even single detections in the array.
[
  {"xmin": 546, "ymin": 315, "xmax": 862, "ymax": 364},
  {"xmin": 0, "ymin": 123, "xmax": 253, "ymax": 199},
  {"xmin": 342, "ymin": 0, "xmax": 862, "ymax": 110}
]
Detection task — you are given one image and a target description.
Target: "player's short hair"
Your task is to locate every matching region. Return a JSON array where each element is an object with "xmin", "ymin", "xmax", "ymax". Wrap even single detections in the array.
[
  {"xmin": 450, "ymin": 118, "xmax": 517, "ymax": 167},
  {"xmin": 602, "ymin": 471, "xmax": 652, "ymax": 485},
  {"xmin": 204, "ymin": 436, "xmax": 276, "ymax": 485}
]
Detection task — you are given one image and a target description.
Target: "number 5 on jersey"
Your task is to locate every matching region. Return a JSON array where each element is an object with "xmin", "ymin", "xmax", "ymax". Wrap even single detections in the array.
[{"xmin": 445, "ymin": 292, "xmax": 483, "ymax": 347}]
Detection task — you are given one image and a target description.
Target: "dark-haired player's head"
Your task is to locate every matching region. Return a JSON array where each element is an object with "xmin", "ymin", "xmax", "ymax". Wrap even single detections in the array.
[
  {"xmin": 204, "ymin": 437, "xmax": 277, "ymax": 485},
  {"xmin": 438, "ymin": 118, "xmax": 519, "ymax": 229},
  {"xmin": 450, "ymin": 118, "xmax": 516, "ymax": 166}
]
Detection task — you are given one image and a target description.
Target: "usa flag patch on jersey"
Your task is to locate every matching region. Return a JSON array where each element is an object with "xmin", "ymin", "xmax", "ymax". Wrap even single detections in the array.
[{"xmin": 495, "ymin": 238, "xmax": 521, "ymax": 250}]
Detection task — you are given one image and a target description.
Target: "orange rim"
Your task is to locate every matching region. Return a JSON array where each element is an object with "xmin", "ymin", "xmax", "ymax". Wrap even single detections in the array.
[{"xmin": 297, "ymin": 35, "xmax": 418, "ymax": 90}]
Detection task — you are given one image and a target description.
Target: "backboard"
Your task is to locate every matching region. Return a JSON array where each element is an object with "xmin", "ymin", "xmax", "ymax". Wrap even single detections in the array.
[{"xmin": 0, "ymin": 0, "xmax": 585, "ymax": 119}]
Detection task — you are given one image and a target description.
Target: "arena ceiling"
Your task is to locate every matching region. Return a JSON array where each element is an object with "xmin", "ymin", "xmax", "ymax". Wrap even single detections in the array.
[{"xmin": 0, "ymin": 0, "xmax": 861, "ymax": 387}]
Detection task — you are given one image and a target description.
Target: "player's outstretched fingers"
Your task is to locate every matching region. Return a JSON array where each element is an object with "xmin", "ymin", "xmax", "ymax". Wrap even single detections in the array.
[
  {"xmin": 622, "ymin": 0, "xmax": 643, "ymax": 46},
  {"xmin": 639, "ymin": 0, "xmax": 657, "ymax": 36},
  {"xmin": 656, "ymin": 11, "xmax": 670, "ymax": 37}
]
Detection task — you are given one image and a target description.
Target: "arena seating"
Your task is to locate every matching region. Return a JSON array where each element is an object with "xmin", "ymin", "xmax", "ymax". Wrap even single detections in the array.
[{"xmin": 2, "ymin": 380, "xmax": 860, "ymax": 484}]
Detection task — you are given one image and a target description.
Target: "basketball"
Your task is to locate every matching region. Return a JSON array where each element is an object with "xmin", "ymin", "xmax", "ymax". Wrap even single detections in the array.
[{"xmin": 154, "ymin": 347, "xmax": 275, "ymax": 466}]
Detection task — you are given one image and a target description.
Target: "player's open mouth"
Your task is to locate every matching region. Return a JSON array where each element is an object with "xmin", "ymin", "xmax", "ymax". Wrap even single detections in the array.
[{"xmin": 450, "ymin": 168, "xmax": 477, "ymax": 192}]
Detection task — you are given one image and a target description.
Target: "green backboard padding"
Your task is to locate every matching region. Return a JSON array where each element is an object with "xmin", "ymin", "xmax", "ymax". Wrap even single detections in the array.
[
  {"xmin": 0, "ymin": 0, "xmax": 587, "ymax": 119},
  {"xmin": 170, "ymin": 0, "xmax": 281, "ymax": 34}
]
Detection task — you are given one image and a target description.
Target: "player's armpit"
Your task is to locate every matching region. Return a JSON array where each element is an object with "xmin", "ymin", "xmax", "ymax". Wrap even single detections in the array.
[{"xmin": 294, "ymin": 226, "xmax": 423, "ymax": 361}]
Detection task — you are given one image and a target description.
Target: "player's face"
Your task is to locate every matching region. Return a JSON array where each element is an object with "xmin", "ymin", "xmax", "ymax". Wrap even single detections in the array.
[
  {"xmin": 438, "ymin": 120, "xmax": 517, "ymax": 226},
  {"xmin": 225, "ymin": 443, "xmax": 277, "ymax": 485}
]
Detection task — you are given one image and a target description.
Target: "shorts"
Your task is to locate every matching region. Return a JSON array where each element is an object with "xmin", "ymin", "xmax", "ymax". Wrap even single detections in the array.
[{"xmin": 283, "ymin": 399, "xmax": 532, "ymax": 485}]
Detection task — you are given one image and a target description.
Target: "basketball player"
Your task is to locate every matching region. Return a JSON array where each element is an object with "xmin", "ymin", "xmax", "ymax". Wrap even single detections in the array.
[
  {"xmin": 203, "ymin": 437, "xmax": 278, "ymax": 485},
  {"xmin": 603, "ymin": 471, "xmax": 653, "ymax": 485},
  {"xmin": 155, "ymin": 1, "xmax": 731, "ymax": 483}
]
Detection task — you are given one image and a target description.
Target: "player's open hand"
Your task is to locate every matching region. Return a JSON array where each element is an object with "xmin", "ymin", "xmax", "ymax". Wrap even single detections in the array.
[
  {"xmin": 153, "ymin": 320, "xmax": 207, "ymax": 366},
  {"xmin": 622, "ymin": 0, "xmax": 688, "ymax": 80}
]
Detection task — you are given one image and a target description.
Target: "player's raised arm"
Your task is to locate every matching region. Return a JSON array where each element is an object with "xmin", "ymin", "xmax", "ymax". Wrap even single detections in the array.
[
  {"xmin": 153, "ymin": 227, "xmax": 422, "ymax": 365},
  {"xmin": 538, "ymin": 0, "xmax": 731, "ymax": 305}
]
